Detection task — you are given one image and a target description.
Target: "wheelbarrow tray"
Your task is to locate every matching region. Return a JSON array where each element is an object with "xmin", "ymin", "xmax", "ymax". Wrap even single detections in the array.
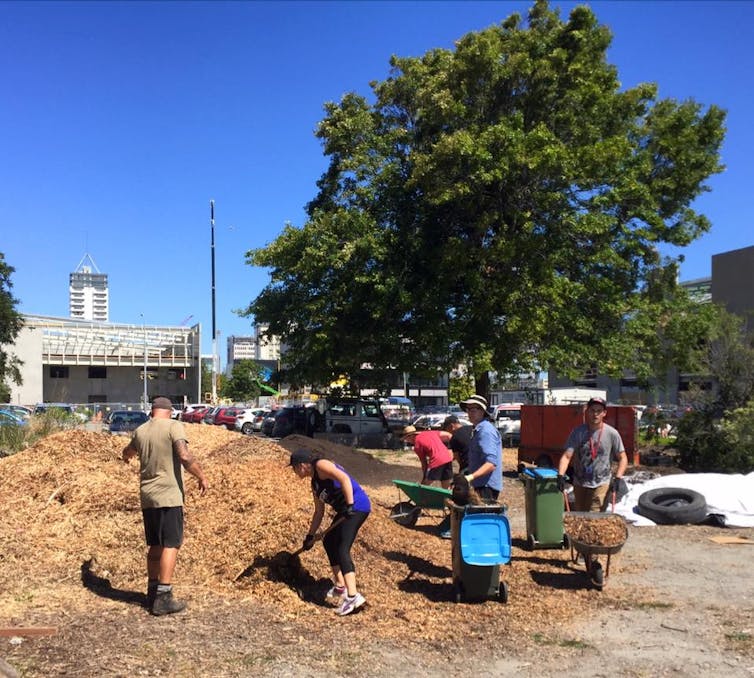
[
  {"xmin": 564, "ymin": 511, "xmax": 628, "ymax": 557},
  {"xmin": 392, "ymin": 480, "xmax": 452, "ymax": 509}
]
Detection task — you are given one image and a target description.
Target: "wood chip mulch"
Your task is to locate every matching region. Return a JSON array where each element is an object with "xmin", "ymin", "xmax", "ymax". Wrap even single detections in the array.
[{"xmin": 0, "ymin": 426, "xmax": 630, "ymax": 650}]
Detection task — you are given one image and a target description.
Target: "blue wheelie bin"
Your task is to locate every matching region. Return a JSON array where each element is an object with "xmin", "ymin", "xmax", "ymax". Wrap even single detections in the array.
[{"xmin": 447, "ymin": 500, "xmax": 511, "ymax": 603}]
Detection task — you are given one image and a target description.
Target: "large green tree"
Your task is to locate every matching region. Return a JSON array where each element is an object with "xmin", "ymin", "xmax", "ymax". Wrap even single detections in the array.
[
  {"xmin": 0, "ymin": 253, "xmax": 23, "ymax": 401},
  {"xmin": 243, "ymin": 1, "xmax": 725, "ymax": 391},
  {"xmin": 221, "ymin": 359, "xmax": 265, "ymax": 403}
]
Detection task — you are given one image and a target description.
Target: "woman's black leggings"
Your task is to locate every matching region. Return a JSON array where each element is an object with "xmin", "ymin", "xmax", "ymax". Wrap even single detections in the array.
[{"xmin": 322, "ymin": 510, "xmax": 369, "ymax": 575}]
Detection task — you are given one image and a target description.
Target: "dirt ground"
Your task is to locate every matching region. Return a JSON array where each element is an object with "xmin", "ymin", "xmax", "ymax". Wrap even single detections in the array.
[{"xmin": 1, "ymin": 429, "xmax": 753, "ymax": 678}]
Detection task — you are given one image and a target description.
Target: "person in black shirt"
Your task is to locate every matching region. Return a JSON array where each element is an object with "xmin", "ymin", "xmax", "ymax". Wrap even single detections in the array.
[{"xmin": 442, "ymin": 415, "xmax": 472, "ymax": 473}]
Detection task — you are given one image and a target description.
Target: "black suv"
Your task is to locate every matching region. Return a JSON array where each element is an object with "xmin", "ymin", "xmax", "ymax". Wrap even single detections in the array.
[{"xmin": 269, "ymin": 405, "xmax": 324, "ymax": 438}]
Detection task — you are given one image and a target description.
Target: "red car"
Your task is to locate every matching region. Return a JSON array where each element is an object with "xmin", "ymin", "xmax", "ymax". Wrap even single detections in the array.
[
  {"xmin": 182, "ymin": 406, "xmax": 209, "ymax": 423},
  {"xmin": 214, "ymin": 407, "xmax": 242, "ymax": 430}
]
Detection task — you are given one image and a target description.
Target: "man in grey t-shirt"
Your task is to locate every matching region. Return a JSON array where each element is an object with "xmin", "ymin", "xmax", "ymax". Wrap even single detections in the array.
[
  {"xmin": 558, "ymin": 397, "xmax": 627, "ymax": 512},
  {"xmin": 558, "ymin": 397, "xmax": 627, "ymax": 587}
]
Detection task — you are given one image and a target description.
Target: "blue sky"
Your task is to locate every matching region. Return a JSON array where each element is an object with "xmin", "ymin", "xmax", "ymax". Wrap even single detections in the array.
[{"xmin": 2, "ymin": 1, "xmax": 752, "ymax": 361}]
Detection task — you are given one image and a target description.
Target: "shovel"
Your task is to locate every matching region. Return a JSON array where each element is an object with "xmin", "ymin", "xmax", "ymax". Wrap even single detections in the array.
[
  {"xmin": 289, "ymin": 517, "xmax": 344, "ymax": 557},
  {"xmin": 233, "ymin": 516, "xmax": 345, "ymax": 582}
]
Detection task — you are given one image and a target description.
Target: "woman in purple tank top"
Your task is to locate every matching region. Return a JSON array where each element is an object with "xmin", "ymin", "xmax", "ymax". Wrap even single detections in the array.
[{"xmin": 289, "ymin": 449, "xmax": 371, "ymax": 616}]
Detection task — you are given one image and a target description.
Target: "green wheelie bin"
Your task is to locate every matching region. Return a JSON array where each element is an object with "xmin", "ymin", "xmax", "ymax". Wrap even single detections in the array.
[{"xmin": 521, "ymin": 467, "xmax": 567, "ymax": 550}]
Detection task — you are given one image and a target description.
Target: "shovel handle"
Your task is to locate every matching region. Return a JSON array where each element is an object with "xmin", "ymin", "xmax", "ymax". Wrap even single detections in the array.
[{"xmin": 293, "ymin": 515, "xmax": 346, "ymax": 556}]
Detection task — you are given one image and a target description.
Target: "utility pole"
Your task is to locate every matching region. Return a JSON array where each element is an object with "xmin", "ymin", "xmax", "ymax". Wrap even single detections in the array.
[
  {"xmin": 141, "ymin": 313, "xmax": 148, "ymax": 410},
  {"xmin": 210, "ymin": 200, "xmax": 218, "ymax": 404}
]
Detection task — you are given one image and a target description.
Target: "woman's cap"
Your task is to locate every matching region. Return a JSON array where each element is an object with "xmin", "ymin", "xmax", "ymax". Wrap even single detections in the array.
[{"xmin": 289, "ymin": 449, "xmax": 314, "ymax": 466}]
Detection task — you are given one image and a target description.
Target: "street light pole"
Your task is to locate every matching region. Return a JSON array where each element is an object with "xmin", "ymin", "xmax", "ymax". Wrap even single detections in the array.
[
  {"xmin": 141, "ymin": 313, "xmax": 148, "ymax": 409},
  {"xmin": 210, "ymin": 199, "xmax": 218, "ymax": 404}
]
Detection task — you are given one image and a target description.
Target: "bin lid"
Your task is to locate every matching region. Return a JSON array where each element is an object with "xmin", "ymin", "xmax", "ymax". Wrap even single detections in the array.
[
  {"xmin": 460, "ymin": 513, "xmax": 511, "ymax": 566},
  {"xmin": 523, "ymin": 467, "xmax": 558, "ymax": 479}
]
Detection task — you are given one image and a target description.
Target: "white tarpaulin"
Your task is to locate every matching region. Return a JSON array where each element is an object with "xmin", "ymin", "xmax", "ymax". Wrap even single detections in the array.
[{"xmin": 611, "ymin": 471, "xmax": 754, "ymax": 527}]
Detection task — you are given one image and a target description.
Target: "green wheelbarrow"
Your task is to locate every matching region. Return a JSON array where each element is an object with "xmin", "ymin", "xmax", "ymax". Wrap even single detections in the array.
[{"xmin": 389, "ymin": 480, "xmax": 453, "ymax": 528}]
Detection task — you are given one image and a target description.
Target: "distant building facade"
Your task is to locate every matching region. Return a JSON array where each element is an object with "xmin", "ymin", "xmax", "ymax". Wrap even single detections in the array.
[
  {"xmin": 6, "ymin": 315, "xmax": 201, "ymax": 407},
  {"xmin": 712, "ymin": 245, "xmax": 754, "ymax": 327},
  {"xmin": 226, "ymin": 335, "xmax": 256, "ymax": 368},
  {"xmin": 69, "ymin": 254, "xmax": 109, "ymax": 322}
]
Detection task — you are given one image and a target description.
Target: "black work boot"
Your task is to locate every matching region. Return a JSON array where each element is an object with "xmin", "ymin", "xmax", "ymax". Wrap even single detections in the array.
[
  {"xmin": 151, "ymin": 590, "xmax": 187, "ymax": 616},
  {"xmin": 145, "ymin": 581, "xmax": 158, "ymax": 610}
]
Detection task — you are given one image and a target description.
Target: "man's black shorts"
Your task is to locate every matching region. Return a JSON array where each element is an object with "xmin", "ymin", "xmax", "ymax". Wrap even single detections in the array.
[
  {"xmin": 142, "ymin": 506, "xmax": 184, "ymax": 548},
  {"xmin": 425, "ymin": 462, "xmax": 453, "ymax": 482}
]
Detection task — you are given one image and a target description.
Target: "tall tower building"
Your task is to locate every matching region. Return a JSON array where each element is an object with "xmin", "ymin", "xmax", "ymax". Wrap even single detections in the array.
[{"xmin": 69, "ymin": 254, "xmax": 109, "ymax": 322}]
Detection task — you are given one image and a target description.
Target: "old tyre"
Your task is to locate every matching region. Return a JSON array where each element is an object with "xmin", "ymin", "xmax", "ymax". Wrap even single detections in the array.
[
  {"xmin": 636, "ymin": 487, "xmax": 707, "ymax": 525},
  {"xmin": 389, "ymin": 502, "xmax": 420, "ymax": 527}
]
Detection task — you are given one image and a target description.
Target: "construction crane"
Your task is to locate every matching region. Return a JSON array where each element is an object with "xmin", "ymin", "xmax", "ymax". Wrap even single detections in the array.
[{"xmin": 179, "ymin": 315, "xmax": 194, "ymax": 326}]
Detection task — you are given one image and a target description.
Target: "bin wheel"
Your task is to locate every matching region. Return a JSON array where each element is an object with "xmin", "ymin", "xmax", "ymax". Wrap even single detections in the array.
[
  {"xmin": 389, "ymin": 502, "xmax": 420, "ymax": 527},
  {"xmin": 527, "ymin": 534, "xmax": 536, "ymax": 551},
  {"xmin": 498, "ymin": 581, "xmax": 509, "ymax": 604},
  {"xmin": 561, "ymin": 536, "xmax": 569, "ymax": 550},
  {"xmin": 453, "ymin": 580, "xmax": 463, "ymax": 603}
]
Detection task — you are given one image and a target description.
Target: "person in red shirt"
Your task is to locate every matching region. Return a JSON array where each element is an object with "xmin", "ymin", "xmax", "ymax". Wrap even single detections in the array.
[{"xmin": 401, "ymin": 425, "xmax": 454, "ymax": 489}]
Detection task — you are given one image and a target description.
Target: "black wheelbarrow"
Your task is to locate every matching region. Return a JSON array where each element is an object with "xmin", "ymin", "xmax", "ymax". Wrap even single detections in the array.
[{"xmin": 563, "ymin": 511, "xmax": 628, "ymax": 590}]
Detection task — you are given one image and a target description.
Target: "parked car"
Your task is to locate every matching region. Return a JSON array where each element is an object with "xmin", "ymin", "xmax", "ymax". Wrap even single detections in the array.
[
  {"xmin": 182, "ymin": 406, "xmax": 209, "ymax": 423},
  {"xmin": 410, "ymin": 411, "xmax": 471, "ymax": 431},
  {"xmin": 2, "ymin": 405, "xmax": 32, "ymax": 420},
  {"xmin": 213, "ymin": 406, "xmax": 243, "ymax": 430},
  {"xmin": 235, "ymin": 408, "xmax": 270, "ymax": 435},
  {"xmin": 271, "ymin": 404, "xmax": 323, "ymax": 438},
  {"xmin": 108, "ymin": 410, "xmax": 149, "ymax": 435},
  {"xmin": 488, "ymin": 404, "xmax": 523, "ymax": 441},
  {"xmin": 180, "ymin": 404, "xmax": 209, "ymax": 422},
  {"xmin": 324, "ymin": 398, "xmax": 388, "ymax": 436},
  {"xmin": 202, "ymin": 406, "xmax": 222, "ymax": 425},
  {"xmin": 0, "ymin": 410, "xmax": 27, "ymax": 427},
  {"xmin": 260, "ymin": 410, "xmax": 278, "ymax": 437}
]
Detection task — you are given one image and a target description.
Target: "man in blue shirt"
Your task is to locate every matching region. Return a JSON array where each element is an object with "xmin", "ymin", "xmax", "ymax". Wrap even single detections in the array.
[{"xmin": 459, "ymin": 395, "xmax": 503, "ymax": 502}]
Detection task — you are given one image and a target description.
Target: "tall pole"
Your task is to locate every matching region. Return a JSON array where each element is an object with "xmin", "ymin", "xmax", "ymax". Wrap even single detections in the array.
[
  {"xmin": 141, "ymin": 313, "xmax": 148, "ymax": 409},
  {"xmin": 210, "ymin": 200, "xmax": 218, "ymax": 404}
]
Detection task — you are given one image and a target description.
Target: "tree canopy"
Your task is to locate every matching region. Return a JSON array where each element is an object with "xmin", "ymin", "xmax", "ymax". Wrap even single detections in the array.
[
  {"xmin": 243, "ymin": 0, "xmax": 725, "ymax": 390},
  {"xmin": 220, "ymin": 359, "xmax": 266, "ymax": 403},
  {"xmin": 0, "ymin": 253, "xmax": 23, "ymax": 401}
]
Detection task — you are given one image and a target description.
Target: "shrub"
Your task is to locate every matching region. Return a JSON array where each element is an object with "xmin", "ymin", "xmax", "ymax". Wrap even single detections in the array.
[
  {"xmin": 0, "ymin": 411, "xmax": 80, "ymax": 457},
  {"xmin": 675, "ymin": 403, "xmax": 754, "ymax": 473}
]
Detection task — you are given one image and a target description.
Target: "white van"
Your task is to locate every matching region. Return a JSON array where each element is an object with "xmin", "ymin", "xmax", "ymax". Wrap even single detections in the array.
[{"xmin": 488, "ymin": 403, "xmax": 523, "ymax": 438}]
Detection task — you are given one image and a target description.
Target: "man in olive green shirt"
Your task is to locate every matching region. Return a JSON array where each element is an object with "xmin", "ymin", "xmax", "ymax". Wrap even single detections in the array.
[{"xmin": 122, "ymin": 396, "xmax": 208, "ymax": 615}]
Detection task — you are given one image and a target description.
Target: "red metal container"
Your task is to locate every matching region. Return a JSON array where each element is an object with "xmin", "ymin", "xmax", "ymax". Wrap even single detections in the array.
[{"xmin": 518, "ymin": 404, "xmax": 638, "ymax": 469}]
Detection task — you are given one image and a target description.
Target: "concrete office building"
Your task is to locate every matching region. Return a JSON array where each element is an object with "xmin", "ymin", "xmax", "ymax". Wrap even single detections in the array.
[
  {"xmin": 226, "ymin": 335, "xmax": 256, "ymax": 370},
  {"xmin": 69, "ymin": 254, "xmax": 109, "ymax": 322},
  {"xmin": 6, "ymin": 314, "xmax": 201, "ymax": 407},
  {"xmin": 712, "ymin": 245, "xmax": 754, "ymax": 326}
]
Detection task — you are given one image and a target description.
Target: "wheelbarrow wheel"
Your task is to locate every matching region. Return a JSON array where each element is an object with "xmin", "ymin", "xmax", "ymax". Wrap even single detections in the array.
[
  {"xmin": 389, "ymin": 501, "xmax": 420, "ymax": 527},
  {"xmin": 590, "ymin": 561, "xmax": 604, "ymax": 591}
]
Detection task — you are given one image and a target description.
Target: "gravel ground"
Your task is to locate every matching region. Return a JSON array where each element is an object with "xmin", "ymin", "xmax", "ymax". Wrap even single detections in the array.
[{"xmin": 1, "ymin": 430, "xmax": 752, "ymax": 677}]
